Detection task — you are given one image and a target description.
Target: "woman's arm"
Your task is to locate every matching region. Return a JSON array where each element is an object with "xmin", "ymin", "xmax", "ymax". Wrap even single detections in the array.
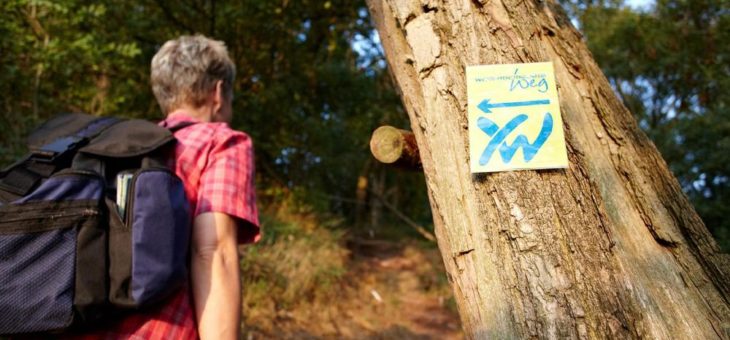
[{"xmin": 190, "ymin": 212, "xmax": 241, "ymax": 340}]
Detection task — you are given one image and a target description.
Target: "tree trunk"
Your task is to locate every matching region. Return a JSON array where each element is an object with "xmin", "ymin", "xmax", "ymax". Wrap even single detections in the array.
[{"xmin": 366, "ymin": 1, "xmax": 730, "ymax": 338}]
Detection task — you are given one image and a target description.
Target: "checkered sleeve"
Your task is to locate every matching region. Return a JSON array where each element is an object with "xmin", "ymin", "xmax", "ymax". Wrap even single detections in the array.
[{"xmin": 196, "ymin": 130, "xmax": 260, "ymax": 244}]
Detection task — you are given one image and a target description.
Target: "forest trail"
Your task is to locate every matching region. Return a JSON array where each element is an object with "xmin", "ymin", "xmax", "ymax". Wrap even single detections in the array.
[{"xmin": 245, "ymin": 242, "xmax": 463, "ymax": 339}]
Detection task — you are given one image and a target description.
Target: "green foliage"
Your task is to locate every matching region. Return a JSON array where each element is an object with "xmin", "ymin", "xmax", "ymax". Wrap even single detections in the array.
[
  {"xmin": 570, "ymin": 0, "xmax": 730, "ymax": 249},
  {"xmin": 0, "ymin": 0, "xmax": 155, "ymax": 162},
  {"xmin": 0, "ymin": 0, "xmax": 431, "ymax": 234}
]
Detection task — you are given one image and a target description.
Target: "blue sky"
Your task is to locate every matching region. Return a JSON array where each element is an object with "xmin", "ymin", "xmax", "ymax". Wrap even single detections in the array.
[{"xmin": 625, "ymin": 0, "xmax": 654, "ymax": 10}]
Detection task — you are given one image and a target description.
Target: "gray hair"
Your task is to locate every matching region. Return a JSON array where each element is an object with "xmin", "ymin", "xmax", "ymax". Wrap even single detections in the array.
[{"xmin": 151, "ymin": 35, "xmax": 236, "ymax": 114}]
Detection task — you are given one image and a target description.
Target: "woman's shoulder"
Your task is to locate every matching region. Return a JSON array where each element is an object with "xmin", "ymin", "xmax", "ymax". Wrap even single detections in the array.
[{"xmin": 188, "ymin": 122, "xmax": 253, "ymax": 156}]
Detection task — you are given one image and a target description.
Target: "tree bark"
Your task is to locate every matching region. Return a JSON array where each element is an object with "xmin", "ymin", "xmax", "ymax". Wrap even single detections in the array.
[{"xmin": 366, "ymin": 1, "xmax": 730, "ymax": 338}]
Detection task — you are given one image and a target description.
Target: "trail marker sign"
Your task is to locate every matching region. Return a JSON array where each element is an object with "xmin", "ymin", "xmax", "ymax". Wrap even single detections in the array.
[{"xmin": 467, "ymin": 62, "xmax": 569, "ymax": 173}]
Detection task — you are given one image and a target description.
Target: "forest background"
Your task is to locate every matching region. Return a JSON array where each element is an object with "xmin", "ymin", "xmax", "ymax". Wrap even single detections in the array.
[{"xmin": 1, "ymin": 0, "xmax": 727, "ymax": 337}]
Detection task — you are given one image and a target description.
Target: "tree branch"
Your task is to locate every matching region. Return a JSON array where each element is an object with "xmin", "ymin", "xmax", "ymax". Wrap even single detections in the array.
[{"xmin": 369, "ymin": 189, "xmax": 436, "ymax": 242}]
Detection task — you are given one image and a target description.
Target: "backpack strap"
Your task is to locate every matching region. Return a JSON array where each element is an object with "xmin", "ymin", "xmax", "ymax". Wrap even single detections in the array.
[
  {"xmin": 166, "ymin": 121, "xmax": 197, "ymax": 132},
  {"xmin": 0, "ymin": 116, "xmax": 120, "ymax": 196},
  {"xmin": 29, "ymin": 117, "xmax": 120, "ymax": 164},
  {"xmin": 138, "ymin": 121, "xmax": 198, "ymax": 169},
  {"xmin": 0, "ymin": 156, "xmax": 43, "ymax": 197}
]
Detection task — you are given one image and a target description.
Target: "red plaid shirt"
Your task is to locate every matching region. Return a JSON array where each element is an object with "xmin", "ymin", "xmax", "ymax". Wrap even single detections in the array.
[
  {"xmin": 162, "ymin": 111, "xmax": 260, "ymax": 244},
  {"xmin": 71, "ymin": 111, "xmax": 260, "ymax": 339}
]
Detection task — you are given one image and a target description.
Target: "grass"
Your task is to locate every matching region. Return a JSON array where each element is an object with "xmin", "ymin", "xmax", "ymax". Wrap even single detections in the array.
[
  {"xmin": 240, "ymin": 200, "xmax": 350, "ymax": 334},
  {"xmin": 238, "ymin": 197, "xmax": 462, "ymax": 339}
]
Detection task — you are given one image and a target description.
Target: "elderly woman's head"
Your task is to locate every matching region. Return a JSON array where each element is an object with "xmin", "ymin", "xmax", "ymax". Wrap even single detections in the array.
[{"xmin": 151, "ymin": 35, "xmax": 236, "ymax": 121}]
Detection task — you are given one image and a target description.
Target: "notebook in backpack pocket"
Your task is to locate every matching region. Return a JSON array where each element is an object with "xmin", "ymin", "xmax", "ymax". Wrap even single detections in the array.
[{"xmin": 108, "ymin": 167, "xmax": 191, "ymax": 308}]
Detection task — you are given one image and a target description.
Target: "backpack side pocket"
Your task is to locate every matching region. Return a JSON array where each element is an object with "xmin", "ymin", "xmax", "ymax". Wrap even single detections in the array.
[
  {"xmin": 108, "ymin": 168, "xmax": 191, "ymax": 308},
  {"xmin": 0, "ymin": 173, "xmax": 105, "ymax": 335}
]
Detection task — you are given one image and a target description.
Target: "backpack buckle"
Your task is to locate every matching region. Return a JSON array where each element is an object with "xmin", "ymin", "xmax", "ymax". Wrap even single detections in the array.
[{"xmin": 30, "ymin": 136, "xmax": 87, "ymax": 163}]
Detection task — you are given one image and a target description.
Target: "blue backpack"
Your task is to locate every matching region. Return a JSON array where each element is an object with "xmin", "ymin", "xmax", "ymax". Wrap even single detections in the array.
[{"xmin": 0, "ymin": 113, "xmax": 193, "ymax": 335}]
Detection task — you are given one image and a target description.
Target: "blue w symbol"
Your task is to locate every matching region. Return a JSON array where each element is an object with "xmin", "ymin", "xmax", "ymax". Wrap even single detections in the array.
[{"xmin": 476, "ymin": 113, "xmax": 553, "ymax": 165}]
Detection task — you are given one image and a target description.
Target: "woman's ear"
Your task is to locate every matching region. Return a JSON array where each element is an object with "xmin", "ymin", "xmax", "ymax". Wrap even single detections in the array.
[{"xmin": 212, "ymin": 80, "xmax": 224, "ymax": 113}]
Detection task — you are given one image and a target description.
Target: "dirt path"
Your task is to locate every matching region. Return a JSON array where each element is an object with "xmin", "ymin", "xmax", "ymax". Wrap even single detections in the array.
[
  {"xmin": 245, "ymin": 243, "xmax": 463, "ymax": 339},
  {"xmin": 367, "ymin": 252, "xmax": 463, "ymax": 339}
]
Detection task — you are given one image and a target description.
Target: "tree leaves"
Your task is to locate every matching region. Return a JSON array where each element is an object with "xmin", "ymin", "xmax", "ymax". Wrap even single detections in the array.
[
  {"xmin": 573, "ymin": 0, "xmax": 730, "ymax": 249},
  {"xmin": 1, "ymin": 0, "xmax": 432, "ymax": 235}
]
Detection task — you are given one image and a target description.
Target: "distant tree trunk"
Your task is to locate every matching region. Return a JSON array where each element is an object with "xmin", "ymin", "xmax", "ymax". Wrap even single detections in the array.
[
  {"xmin": 370, "ymin": 166, "xmax": 386, "ymax": 231},
  {"xmin": 366, "ymin": 1, "xmax": 730, "ymax": 338},
  {"xmin": 355, "ymin": 159, "xmax": 371, "ymax": 228}
]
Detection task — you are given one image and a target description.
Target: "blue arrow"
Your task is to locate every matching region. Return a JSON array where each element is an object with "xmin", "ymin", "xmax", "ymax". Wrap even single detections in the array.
[{"xmin": 477, "ymin": 98, "xmax": 550, "ymax": 113}]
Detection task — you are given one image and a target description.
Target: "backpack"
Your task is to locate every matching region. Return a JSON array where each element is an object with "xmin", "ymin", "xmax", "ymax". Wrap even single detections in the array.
[{"xmin": 0, "ymin": 113, "xmax": 193, "ymax": 335}]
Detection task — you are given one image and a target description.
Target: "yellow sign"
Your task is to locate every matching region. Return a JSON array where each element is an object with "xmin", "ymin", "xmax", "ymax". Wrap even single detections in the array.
[{"xmin": 466, "ymin": 62, "xmax": 568, "ymax": 173}]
